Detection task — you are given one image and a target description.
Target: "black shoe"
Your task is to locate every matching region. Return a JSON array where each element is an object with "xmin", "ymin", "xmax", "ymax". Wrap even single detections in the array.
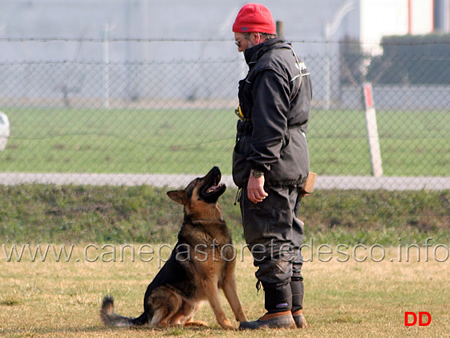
[
  {"xmin": 292, "ymin": 310, "xmax": 308, "ymax": 328},
  {"xmin": 239, "ymin": 311, "xmax": 296, "ymax": 330}
]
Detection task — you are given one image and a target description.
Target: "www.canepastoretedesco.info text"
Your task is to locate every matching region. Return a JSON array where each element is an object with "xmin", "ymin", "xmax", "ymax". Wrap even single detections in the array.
[{"xmin": 1, "ymin": 238, "xmax": 448, "ymax": 265}]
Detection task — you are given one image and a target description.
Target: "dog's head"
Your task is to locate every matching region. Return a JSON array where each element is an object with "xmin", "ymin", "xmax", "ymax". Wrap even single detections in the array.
[{"xmin": 167, "ymin": 166, "xmax": 226, "ymax": 220}]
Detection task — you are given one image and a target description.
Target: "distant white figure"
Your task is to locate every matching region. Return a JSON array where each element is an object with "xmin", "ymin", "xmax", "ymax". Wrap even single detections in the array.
[{"xmin": 0, "ymin": 112, "xmax": 10, "ymax": 151}]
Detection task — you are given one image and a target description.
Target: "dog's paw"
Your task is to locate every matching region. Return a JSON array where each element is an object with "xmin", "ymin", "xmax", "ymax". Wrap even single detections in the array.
[
  {"xmin": 184, "ymin": 320, "xmax": 208, "ymax": 327},
  {"xmin": 220, "ymin": 320, "xmax": 236, "ymax": 330}
]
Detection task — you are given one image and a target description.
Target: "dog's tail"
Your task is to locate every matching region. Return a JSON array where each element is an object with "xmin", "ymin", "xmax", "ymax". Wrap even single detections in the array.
[{"xmin": 100, "ymin": 295, "xmax": 147, "ymax": 327}]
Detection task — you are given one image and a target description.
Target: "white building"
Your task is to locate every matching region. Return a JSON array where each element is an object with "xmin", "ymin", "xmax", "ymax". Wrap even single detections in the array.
[{"xmin": 360, "ymin": 0, "xmax": 440, "ymax": 55}]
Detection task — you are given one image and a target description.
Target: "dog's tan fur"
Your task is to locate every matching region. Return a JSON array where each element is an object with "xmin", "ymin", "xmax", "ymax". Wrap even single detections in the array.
[{"xmin": 100, "ymin": 167, "xmax": 247, "ymax": 329}]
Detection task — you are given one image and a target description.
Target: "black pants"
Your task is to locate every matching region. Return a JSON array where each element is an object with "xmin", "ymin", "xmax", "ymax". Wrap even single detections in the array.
[{"xmin": 240, "ymin": 184, "xmax": 304, "ymax": 313}]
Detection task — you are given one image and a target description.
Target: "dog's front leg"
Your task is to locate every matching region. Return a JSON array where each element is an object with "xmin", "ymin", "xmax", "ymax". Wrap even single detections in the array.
[
  {"xmin": 222, "ymin": 261, "xmax": 248, "ymax": 322},
  {"xmin": 202, "ymin": 278, "xmax": 235, "ymax": 329}
]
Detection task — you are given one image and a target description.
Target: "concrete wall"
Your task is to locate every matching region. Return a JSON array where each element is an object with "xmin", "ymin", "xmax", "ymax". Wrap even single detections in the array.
[
  {"xmin": 340, "ymin": 85, "xmax": 450, "ymax": 110},
  {"xmin": 0, "ymin": 1, "xmax": 448, "ymax": 109},
  {"xmin": 0, "ymin": 0, "xmax": 358, "ymax": 62}
]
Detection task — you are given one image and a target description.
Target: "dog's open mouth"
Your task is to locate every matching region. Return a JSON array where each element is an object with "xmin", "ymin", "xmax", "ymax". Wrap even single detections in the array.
[
  {"xmin": 206, "ymin": 184, "xmax": 224, "ymax": 194},
  {"xmin": 200, "ymin": 167, "xmax": 227, "ymax": 202}
]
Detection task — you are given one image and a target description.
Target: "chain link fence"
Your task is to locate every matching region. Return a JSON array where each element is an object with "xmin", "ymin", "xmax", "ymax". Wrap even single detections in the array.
[{"xmin": 0, "ymin": 38, "xmax": 449, "ymax": 189}]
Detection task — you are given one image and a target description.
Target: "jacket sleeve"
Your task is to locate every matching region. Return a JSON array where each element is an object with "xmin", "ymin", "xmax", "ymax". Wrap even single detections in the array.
[{"xmin": 247, "ymin": 69, "xmax": 291, "ymax": 173}]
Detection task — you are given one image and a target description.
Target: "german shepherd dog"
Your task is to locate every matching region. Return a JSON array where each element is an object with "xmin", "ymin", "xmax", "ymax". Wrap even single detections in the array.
[{"xmin": 100, "ymin": 166, "xmax": 247, "ymax": 329}]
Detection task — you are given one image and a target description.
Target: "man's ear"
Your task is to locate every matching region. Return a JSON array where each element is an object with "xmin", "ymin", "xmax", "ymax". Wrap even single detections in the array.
[
  {"xmin": 167, "ymin": 190, "xmax": 186, "ymax": 205},
  {"xmin": 252, "ymin": 32, "xmax": 262, "ymax": 44}
]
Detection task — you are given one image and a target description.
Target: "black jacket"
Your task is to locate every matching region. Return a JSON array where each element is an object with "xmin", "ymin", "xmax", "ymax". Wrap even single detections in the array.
[{"xmin": 232, "ymin": 37, "xmax": 312, "ymax": 187}]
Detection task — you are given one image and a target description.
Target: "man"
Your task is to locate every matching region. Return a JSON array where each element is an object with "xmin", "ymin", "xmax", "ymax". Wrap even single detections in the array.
[{"xmin": 231, "ymin": 3, "xmax": 312, "ymax": 330}]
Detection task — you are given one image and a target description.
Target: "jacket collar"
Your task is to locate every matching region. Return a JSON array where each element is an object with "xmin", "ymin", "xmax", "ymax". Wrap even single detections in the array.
[{"xmin": 244, "ymin": 37, "xmax": 286, "ymax": 66}]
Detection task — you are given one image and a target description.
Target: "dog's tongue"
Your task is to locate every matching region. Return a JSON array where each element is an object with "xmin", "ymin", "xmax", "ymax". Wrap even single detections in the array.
[{"xmin": 206, "ymin": 183, "xmax": 222, "ymax": 193}]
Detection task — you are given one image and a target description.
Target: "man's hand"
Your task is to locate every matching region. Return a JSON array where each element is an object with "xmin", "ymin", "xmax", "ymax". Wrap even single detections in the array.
[{"xmin": 247, "ymin": 173, "xmax": 268, "ymax": 203}]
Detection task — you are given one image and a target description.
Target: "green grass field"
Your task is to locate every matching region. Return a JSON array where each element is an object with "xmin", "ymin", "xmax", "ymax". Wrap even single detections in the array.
[
  {"xmin": 0, "ymin": 246, "xmax": 448, "ymax": 337},
  {"xmin": 0, "ymin": 107, "xmax": 448, "ymax": 176},
  {"xmin": 0, "ymin": 107, "xmax": 448, "ymax": 336}
]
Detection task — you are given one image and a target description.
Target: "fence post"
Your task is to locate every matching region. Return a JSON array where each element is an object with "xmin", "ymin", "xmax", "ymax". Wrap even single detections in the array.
[
  {"xmin": 362, "ymin": 83, "xmax": 383, "ymax": 177},
  {"xmin": 276, "ymin": 20, "xmax": 284, "ymax": 38},
  {"xmin": 324, "ymin": 0, "xmax": 356, "ymax": 110}
]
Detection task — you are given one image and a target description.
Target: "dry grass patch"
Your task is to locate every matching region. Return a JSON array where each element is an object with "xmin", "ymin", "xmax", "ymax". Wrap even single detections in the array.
[{"xmin": 0, "ymin": 245, "xmax": 448, "ymax": 337}]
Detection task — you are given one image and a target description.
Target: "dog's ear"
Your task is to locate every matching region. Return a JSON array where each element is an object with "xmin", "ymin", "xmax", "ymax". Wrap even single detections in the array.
[{"xmin": 167, "ymin": 190, "xmax": 186, "ymax": 205}]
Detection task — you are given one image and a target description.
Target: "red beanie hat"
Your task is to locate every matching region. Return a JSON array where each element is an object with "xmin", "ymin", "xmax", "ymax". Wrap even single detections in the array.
[{"xmin": 232, "ymin": 3, "xmax": 276, "ymax": 34}]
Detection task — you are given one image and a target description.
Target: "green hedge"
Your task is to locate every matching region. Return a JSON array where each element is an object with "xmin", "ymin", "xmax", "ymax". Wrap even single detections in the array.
[
  {"xmin": 1, "ymin": 185, "xmax": 448, "ymax": 245},
  {"xmin": 366, "ymin": 34, "xmax": 450, "ymax": 85}
]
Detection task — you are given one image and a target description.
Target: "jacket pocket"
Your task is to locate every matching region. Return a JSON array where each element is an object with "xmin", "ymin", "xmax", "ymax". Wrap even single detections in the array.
[{"xmin": 267, "ymin": 129, "xmax": 309, "ymax": 185}]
